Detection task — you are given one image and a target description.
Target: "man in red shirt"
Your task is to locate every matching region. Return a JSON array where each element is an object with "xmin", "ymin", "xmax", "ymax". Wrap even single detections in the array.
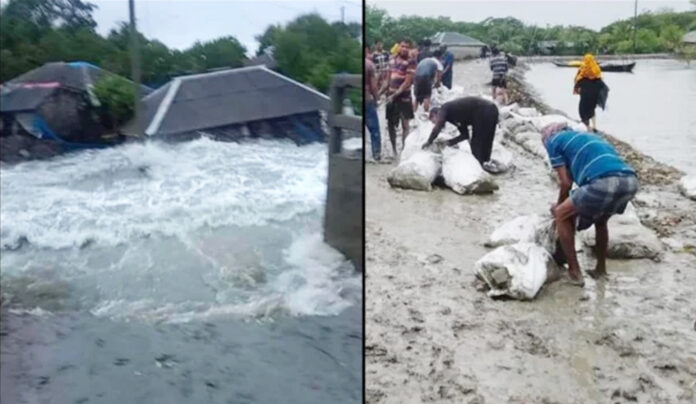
[{"xmin": 384, "ymin": 39, "xmax": 416, "ymax": 157}]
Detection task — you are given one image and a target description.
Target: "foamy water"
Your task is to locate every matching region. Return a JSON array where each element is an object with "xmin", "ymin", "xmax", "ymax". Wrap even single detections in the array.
[{"xmin": 0, "ymin": 137, "xmax": 360, "ymax": 322}]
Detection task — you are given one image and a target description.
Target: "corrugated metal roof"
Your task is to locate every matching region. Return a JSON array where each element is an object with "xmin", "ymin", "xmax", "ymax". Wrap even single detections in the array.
[
  {"xmin": 431, "ymin": 32, "xmax": 486, "ymax": 47},
  {"xmin": 683, "ymin": 31, "xmax": 696, "ymax": 44},
  {"xmin": 2, "ymin": 62, "xmax": 152, "ymax": 112},
  {"xmin": 140, "ymin": 65, "xmax": 330, "ymax": 136}
]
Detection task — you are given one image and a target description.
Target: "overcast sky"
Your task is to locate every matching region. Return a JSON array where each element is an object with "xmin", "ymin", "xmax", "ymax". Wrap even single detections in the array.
[
  {"xmin": 369, "ymin": 0, "xmax": 694, "ymax": 31},
  {"xmin": 1, "ymin": 0, "xmax": 362, "ymax": 55}
]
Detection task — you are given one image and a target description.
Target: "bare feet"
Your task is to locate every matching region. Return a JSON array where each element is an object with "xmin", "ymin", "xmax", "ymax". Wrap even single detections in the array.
[
  {"xmin": 586, "ymin": 269, "xmax": 607, "ymax": 279},
  {"xmin": 566, "ymin": 270, "xmax": 585, "ymax": 287}
]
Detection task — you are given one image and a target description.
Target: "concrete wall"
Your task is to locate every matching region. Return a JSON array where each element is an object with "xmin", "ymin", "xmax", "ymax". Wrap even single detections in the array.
[{"xmin": 324, "ymin": 149, "xmax": 363, "ymax": 272}]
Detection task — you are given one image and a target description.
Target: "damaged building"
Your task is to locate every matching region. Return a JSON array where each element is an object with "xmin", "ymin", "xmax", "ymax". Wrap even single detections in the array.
[{"xmin": 124, "ymin": 65, "xmax": 329, "ymax": 144}]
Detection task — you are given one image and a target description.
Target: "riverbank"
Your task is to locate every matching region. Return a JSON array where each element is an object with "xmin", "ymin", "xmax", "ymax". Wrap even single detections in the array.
[
  {"xmin": 519, "ymin": 53, "xmax": 673, "ymax": 63},
  {"xmin": 365, "ymin": 59, "xmax": 696, "ymax": 403}
]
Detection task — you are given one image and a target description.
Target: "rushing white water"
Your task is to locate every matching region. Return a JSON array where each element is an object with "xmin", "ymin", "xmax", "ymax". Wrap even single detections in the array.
[
  {"xmin": 0, "ymin": 138, "xmax": 361, "ymax": 322},
  {"xmin": 526, "ymin": 59, "xmax": 696, "ymax": 175}
]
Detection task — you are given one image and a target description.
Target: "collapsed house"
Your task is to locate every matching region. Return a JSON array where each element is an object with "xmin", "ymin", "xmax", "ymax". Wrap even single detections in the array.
[
  {"xmin": 0, "ymin": 61, "xmax": 151, "ymax": 144},
  {"xmin": 123, "ymin": 65, "xmax": 329, "ymax": 144},
  {"xmin": 430, "ymin": 31, "xmax": 487, "ymax": 59}
]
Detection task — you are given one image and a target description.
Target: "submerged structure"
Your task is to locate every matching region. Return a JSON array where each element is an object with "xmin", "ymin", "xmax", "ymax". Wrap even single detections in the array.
[
  {"xmin": 124, "ymin": 65, "xmax": 329, "ymax": 144},
  {"xmin": 0, "ymin": 61, "xmax": 151, "ymax": 144}
]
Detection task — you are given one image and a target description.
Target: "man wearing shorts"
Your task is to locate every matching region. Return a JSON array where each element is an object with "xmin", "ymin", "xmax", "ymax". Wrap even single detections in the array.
[
  {"xmin": 489, "ymin": 47, "xmax": 509, "ymax": 104},
  {"xmin": 542, "ymin": 122, "xmax": 638, "ymax": 286},
  {"xmin": 413, "ymin": 50, "xmax": 443, "ymax": 114},
  {"xmin": 385, "ymin": 39, "xmax": 417, "ymax": 157},
  {"xmin": 420, "ymin": 96, "xmax": 500, "ymax": 173}
]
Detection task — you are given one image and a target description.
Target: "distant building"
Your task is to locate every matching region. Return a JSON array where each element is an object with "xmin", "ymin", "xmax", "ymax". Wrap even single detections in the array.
[
  {"xmin": 682, "ymin": 30, "xmax": 696, "ymax": 44},
  {"xmin": 0, "ymin": 61, "xmax": 151, "ymax": 143},
  {"xmin": 536, "ymin": 40, "xmax": 559, "ymax": 54},
  {"xmin": 123, "ymin": 65, "xmax": 329, "ymax": 145},
  {"xmin": 430, "ymin": 31, "xmax": 487, "ymax": 59},
  {"xmin": 243, "ymin": 46, "xmax": 278, "ymax": 70}
]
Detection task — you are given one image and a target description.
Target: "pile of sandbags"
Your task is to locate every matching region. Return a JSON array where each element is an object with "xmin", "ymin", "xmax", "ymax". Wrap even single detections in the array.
[
  {"xmin": 678, "ymin": 175, "xmax": 696, "ymax": 201},
  {"xmin": 475, "ymin": 214, "xmax": 560, "ymax": 300},
  {"xmin": 579, "ymin": 203, "xmax": 662, "ymax": 259},
  {"xmin": 388, "ymin": 121, "xmax": 501, "ymax": 194}
]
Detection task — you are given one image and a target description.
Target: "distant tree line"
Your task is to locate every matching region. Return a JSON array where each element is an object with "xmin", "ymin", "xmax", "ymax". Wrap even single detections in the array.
[
  {"xmin": 0, "ymin": 0, "xmax": 362, "ymax": 95},
  {"xmin": 366, "ymin": 5, "xmax": 696, "ymax": 56}
]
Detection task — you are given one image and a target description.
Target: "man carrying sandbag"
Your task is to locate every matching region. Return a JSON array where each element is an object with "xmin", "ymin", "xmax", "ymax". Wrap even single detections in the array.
[
  {"xmin": 541, "ymin": 122, "xmax": 638, "ymax": 286},
  {"xmin": 420, "ymin": 96, "xmax": 500, "ymax": 173}
]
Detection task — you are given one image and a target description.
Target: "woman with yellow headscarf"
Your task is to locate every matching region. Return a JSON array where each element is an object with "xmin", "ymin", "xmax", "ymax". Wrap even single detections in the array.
[{"xmin": 573, "ymin": 54, "xmax": 607, "ymax": 132}]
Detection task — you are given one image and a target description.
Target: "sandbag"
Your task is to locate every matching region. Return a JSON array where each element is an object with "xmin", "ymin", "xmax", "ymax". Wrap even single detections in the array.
[
  {"xmin": 485, "ymin": 214, "xmax": 556, "ymax": 251},
  {"xmin": 508, "ymin": 131, "xmax": 548, "ymax": 158},
  {"xmin": 387, "ymin": 151, "xmax": 441, "ymax": 191},
  {"xmin": 489, "ymin": 142, "xmax": 514, "ymax": 173},
  {"xmin": 475, "ymin": 242, "xmax": 561, "ymax": 300},
  {"xmin": 441, "ymin": 145, "xmax": 498, "ymax": 194},
  {"xmin": 516, "ymin": 107, "xmax": 540, "ymax": 117},
  {"xmin": 579, "ymin": 203, "xmax": 662, "ymax": 259},
  {"xmin": 678, "ymin": 175, "xmax": 696, "ymax": 201}
]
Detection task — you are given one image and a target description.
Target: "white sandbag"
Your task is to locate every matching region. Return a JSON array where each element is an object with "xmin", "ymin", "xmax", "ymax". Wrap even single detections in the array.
[
  {"xmin": 529, "ymin": 114, "xmax": 586, "ymax": 132},
  {"xmin": 511, "ymin": 131, "xmax": 548, "ymax": 158},
  {"xmin": 388, "ymin": 151, "xmax": 441, "ymax": 191},
  {"xmin": 678, "ymin": 175, "xmax": 696, "ymax": 201},
  {"xmin": 516, "ymin": 107, "xmax": 540, "ymax": 117},
  {"xmin": 474, "ymin": 242, "xmax": 561, "ymax": 300},
  {"xmin": 579, "ymin": 203, "xmax": 662, "ymax": 259},
  {"xmin": 489, "ymin": 142, "xmax": 514, "ymax": 173},
  {"xmin": 485, "ymin": 214, "xmax": 556, "ymax": 251},
  {"xmin": 441, "ymin": 145, "xmax": 498, "ymax": 194},
  {"xmin": 400, "ymin": 121, "xmax": 432, "ymax": 162}
]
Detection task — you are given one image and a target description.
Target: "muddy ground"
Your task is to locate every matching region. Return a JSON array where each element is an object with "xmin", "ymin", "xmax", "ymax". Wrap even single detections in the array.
[{"xmin": 365, "ymin": 60, "xmax": 696, "ymax": 403}]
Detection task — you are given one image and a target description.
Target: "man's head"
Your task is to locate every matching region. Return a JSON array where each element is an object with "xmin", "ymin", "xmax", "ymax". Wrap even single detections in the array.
[
  {"xmin": 375, "ymin": 40, "xmax": 383, "ymax": 51},
  {"xmin": 439, "ymin": 45, "xmax": 448, "ymax": 53},
  {"xmin": 491, "ymin": 46, "xmax": 500, "ymax": 56},
  {"xmin": 433, "ymin": 49, "xmax": 442, "ymax": 59},
  {"xmin": 541, "ymin": 122, "xmax": 569, "ymax": 145},
  {"xmin": 399, "ymin": 39, "xmax": 413, "ymax": 58},
  {"xmin": 423, "ymin": 38, "xmax": 431, "ymax": 47},
  {"xmin": 365, "ymin": 44, "xmax": 371, "ymax": 58},
  {"xmin": 429, "ymin": 107, "xmax": 442, "ymax": 123}
]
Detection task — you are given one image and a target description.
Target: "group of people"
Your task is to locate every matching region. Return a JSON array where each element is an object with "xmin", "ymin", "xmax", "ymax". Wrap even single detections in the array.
[
  {"xmin": 365, "ymin": 42, "xmax": 636, "ymax": 286},
  {"xmin": 364, "ymin": 38, "xmax": 454, "ymax": 162}
]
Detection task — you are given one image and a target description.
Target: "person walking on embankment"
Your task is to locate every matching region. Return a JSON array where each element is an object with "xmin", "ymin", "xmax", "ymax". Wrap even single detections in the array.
[{"xmin": 573, "ymin": 54, "xmax": 609, "ymax": 132}]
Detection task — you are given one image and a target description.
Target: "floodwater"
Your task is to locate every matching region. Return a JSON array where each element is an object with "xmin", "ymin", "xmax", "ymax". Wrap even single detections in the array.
[
  {"xmin": 0, "ymin": 137, "xmax": 362, "ymax": 403},
  {"xmin": 526, "ymin": 59, "xmax": 696, "ymax": 175}
]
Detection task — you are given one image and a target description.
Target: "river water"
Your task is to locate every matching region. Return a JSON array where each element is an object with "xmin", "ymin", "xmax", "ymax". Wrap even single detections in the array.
[
  {"xmin": 0, "ymin": 138, "xmax": 362, "ymax": 403},
  {"xmin": 526, "ymin": 59, "xmax": 696, "ymax": 175}
]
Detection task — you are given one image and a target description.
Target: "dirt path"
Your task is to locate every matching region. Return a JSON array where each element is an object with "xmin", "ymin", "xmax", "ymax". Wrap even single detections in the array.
[{"xmin": 365, "ymin": 60, "xmax": 696, "ymax": 403}]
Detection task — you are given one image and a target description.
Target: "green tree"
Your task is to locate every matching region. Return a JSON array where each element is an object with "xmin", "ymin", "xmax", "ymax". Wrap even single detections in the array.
[{"xmin": 92, "ymin": 75, "xmax": 135, "ymax": 129}]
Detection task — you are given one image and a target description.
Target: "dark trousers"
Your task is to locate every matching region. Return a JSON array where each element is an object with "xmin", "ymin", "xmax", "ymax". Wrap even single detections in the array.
[
  {"xmin": 470, "ymin": 104, "xmax": 498, "ymax": 164},
  {"xmin": 365, "ymin": 101, "xmax": 381, "ymax": 159}
]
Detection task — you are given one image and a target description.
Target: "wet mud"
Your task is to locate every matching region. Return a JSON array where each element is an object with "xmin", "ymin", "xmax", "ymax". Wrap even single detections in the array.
[{"xmin": 366, "ymin": 60, "xmax": 696, "ymax": 403}]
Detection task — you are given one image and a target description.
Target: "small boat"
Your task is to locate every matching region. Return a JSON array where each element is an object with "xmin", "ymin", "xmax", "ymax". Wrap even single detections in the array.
[
  {"xmin": 599, "ymin": 62, "xmax": 636, "ymax": 72},
  {"xmin": 552, "ymin": 60, "xmax": 636, "ymax": 73}
]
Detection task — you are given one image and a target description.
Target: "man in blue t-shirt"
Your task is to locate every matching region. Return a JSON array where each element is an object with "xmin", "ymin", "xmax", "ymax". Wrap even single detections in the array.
[
  {"xmin": 439, "ymin": 45, "xmax": 454, "ymax": 89},
  {"xmin": 542, "ymin": 122, "xmax": 638, "ymax": 285}
]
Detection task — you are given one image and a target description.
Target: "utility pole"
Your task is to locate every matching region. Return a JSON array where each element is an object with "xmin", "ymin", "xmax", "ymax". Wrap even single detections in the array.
[
  {"xmin": 632, "ymin": 0, "xmax": 638, "ymax": 54},
  {"xmin": 129, "ymin": 0, "xmax": 142, "ymax": 136}
]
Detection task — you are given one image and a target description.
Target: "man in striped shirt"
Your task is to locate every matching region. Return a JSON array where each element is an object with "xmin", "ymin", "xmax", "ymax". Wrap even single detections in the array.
[
  {"xmin": 489, "ymin": 47, "xmax": 509, "ymax": 104},
  {"xmin": 385, "ymin": 39, "xmax": 417, "ymax": 156},
  {"xmin": 542, "ymin": 123, "xmax": 638, "ymax": 285}
]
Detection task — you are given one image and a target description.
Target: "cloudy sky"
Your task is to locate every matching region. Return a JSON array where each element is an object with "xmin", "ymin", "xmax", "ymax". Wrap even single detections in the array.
[
  {"xmin": 1, "ymin": 0, "xmax": 362, "ymax": 55},
  {"xmin": 369, "ymin": 0, "xmax": 694, "ymax": 31}
]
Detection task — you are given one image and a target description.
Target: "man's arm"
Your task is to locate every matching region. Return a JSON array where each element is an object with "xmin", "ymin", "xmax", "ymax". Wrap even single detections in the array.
[
  {"xmin": 379, "ymin": 68, "xmax": 391, "ymax": 97},
  {"xmin": 423, "ymin": 109, "xmax": 447, "ymax": 147},
  {"xmin": 434, "ymin": 70, "xmax": 442, "ymax": 87},
  {"xmin": 554, "ymin": 165, "xmax": 574, "ymax": 205},
  {"xmin": 367, "ymin": 64, "xmax": 379, "ymax": 101}
]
